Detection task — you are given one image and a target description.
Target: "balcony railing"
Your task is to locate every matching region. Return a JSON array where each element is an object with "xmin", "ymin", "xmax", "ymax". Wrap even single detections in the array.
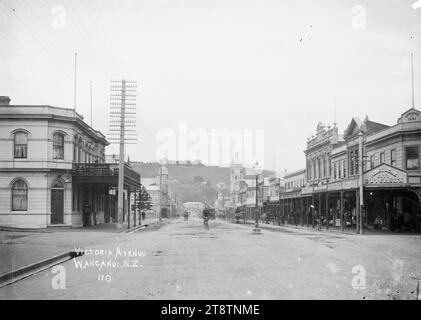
[{"xmin": 72, "ymin": 163, "xmax": 140, "ymax": 182}]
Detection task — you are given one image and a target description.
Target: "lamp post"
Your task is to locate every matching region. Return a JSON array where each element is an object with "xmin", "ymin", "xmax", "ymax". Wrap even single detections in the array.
[
  {"xmin": 351, "ymin": 133, "xmax": 365, "ymax": 235},
  {"xmin": 253, "ymin": 161, "xmax": 262, "ymax": 234},
  {"xmin": 358, "ymin": 132, "xmax": 364, "ymax": 234}
]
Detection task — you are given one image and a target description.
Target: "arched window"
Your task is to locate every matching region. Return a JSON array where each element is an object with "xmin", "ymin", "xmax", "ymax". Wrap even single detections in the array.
[
  {"xmin": 14, "ymin": 131, "xmax": 28, "ymax": 159},
  {"xmin": 12, "ymin": 180, "xmax": 28, "ymax": 211},
  {"xmin": 53, "ymin": 133, "xmax": 65, "ymax": 159}
]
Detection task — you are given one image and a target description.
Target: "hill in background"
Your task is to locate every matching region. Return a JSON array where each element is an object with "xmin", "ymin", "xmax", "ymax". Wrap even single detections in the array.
[{"xmin": 131, "ymin": 161, "xmax": 275, "ymax": 205}]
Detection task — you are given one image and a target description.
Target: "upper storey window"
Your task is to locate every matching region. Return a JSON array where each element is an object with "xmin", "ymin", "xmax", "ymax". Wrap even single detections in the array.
[
  {"xmin": 406, "ymin": 146, "xmax": 420, "ymax": 170},
  {"xmin": 53, "ymin": 133, "xmax": 65, "ymax": 159},
  {"xmin": 14, "ymin": 131, "xmax": 28, "ymax": 159}
]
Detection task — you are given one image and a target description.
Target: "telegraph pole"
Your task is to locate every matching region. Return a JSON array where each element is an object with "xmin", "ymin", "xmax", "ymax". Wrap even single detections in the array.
[
  {"xmin": 117, "ymin": 80, "xmax": 126, "ymax": 228},
  {"xmin": 159, "ymin": 164, "xmax": 162, "ymax": 222},
  {"xmin": 108, "ymin": 79, "xmax": 137, "ymax": 229}
]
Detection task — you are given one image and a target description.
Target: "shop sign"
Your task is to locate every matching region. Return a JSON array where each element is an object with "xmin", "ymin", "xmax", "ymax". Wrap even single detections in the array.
[
  {"xmin": 364, "ymin": 164, "xmax": 407, "ymax": 185},
  {"xmin": 313, "ymin": 184, "xmax": 328, "ymax": 192}
]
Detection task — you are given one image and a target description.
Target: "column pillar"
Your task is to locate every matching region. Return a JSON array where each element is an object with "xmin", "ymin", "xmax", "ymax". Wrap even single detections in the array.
[
  {"xmin": 300, "ymin": 196, "xmax": 303, "ymax": 227},
  {"xmin": 127, "ymin": 189, "xmax": 131, "ymax": 229},
  {"xmin": 133, "ymin": 190, "xmax": 136, "ymax": 227},
  {"xmin": 326, "ymin": 192, "xmax": 330, "ymax": 230},
  {"xmin": 310, "ymin": 194, "xmax": 314, "ymax": 226},
  {"xmin": 281, "ymin": 198, "xmax": 284, "ymax": 225},
  {"xmin": 356, "ymin": 189, "xmax": 360, "ymax": 234},
  {"xmin": 318, "ymin": 193, "xmax": 322, "ymax": 226},
  {"xmin": 340, "ymin": 191, "xmax": 344, "ymax": 232}
]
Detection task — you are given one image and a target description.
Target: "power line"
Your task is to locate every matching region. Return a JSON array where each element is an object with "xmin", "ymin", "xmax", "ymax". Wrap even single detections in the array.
[{"xmin": 0, "ymin": 2, "xmax": 74, "ymax": 83}]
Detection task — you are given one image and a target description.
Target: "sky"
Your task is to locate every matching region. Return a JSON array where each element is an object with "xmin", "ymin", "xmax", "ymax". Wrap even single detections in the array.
[{"xmin": 1, "ymin": 0, "xmax": 420, "ymax": 173}]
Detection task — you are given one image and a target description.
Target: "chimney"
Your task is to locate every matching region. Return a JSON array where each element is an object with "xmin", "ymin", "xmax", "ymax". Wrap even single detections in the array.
[{"xmin": 0, "ymin": 96, "xmax": 11, "ymax": 105}]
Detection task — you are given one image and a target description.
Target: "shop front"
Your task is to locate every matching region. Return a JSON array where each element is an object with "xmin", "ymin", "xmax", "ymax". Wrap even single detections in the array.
[
  {"xmin": 71, "ymin": 163, "xmax": 141, "ymax": 227},
  {"xmin": 363, "ymin": 164, "xmax": 421, "ymax": 232}
]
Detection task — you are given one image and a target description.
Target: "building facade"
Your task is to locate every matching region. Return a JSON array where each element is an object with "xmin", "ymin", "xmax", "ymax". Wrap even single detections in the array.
[
  {"xmin": 280, "ymin": 169, "xmax": 306, "ymax": 225},
  {"xmin": 183, "ymin": 202, "xmax": 204, "ymax": 218},
  {"xmin": 278, "ymin": 107, "xmax": 421, "ymax": 232},
  {"xmin": 0, "ymin": 97, "xmax": 140, "ymax": 228}
]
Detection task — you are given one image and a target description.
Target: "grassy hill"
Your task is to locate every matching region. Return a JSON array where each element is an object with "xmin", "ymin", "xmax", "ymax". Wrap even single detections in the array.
[{"xmin": 131, "ymin": 162, "xmax": 274, "ymax": 205}]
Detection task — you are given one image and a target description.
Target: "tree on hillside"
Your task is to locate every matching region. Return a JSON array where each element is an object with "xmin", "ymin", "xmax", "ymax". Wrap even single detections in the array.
[{"xmin": 137, "ymin": 186, "xmax": 152, "ymax": 211}]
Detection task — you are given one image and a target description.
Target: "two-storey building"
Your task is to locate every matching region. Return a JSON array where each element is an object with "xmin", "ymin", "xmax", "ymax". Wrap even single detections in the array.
[{"xmin": 0, "ymin": 96, "xmax": 141, "ymax": 228}]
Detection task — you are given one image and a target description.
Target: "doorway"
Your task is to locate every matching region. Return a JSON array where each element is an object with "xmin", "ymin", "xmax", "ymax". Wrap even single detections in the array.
[{"xmin": 51, "ymin": 180, "xmax": 64, "ymax": 224}]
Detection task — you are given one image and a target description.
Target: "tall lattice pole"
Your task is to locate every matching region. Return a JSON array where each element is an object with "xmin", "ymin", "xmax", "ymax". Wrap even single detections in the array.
[
  {"xmin": 159, "ymin": 164, "xmax": 162, "ymax": 222},
  {"xmin": 117, "ymin": 80, "xmax": 126, "ymax": 227},
  {"xmin": 109, "ymin": 79, "xmax": 137, "ymax": 228}
]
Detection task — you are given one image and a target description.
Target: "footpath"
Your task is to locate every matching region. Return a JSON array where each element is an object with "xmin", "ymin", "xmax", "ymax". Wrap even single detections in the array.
[
  {"xmin": 0, "ymin": 217, "xmax": 173, "ymax": 287},
  {"xmin": 229, "ymin": 219, "xmax": 407, "ymax": 236}
]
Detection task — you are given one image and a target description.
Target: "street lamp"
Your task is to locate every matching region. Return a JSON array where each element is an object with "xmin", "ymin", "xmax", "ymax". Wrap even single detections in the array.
[{"xmin": 253, "ymin": 161, "xmax": 263, "ymax": 234}]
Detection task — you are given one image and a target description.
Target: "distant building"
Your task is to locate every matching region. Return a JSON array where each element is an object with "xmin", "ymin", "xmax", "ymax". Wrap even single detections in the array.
[
  {"xmin": 138, "ymin": 165, "xmax": 170, "ymax": 219},
  {"xmin": 280, "ymin": 169, "xmax": 307, "ymax": 224},
  {"xmin": 183, "ymin": 202, "xmax": 204, "ymax": 218}
]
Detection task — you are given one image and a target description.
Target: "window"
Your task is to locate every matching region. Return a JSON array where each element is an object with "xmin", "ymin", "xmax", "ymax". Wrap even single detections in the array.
[
  {"xmin": 78, "ymin": 139, "xmax": 83, "ymax": 163},
  {"xmin": 370, "ymin": 155, "xmax": 375, "ymax": 169},
  {"xmin": 14, "ymin": 131, "xmax": 28, "ymax": 158},
  {"xmin": 73, "ymin": 141, "xmax": 78, "ymax": 162},
  {"xmin": 391, "ymin": 149, "xmax": 396, "ymax": 167},
  {"xmin": 328, "ymin": 158, "xmax": 331, "ymax": 177},
  {"xmin": 312, "ymin": 159, "xmax": 316, "ymax": 180},
  {"xmin": 12, "ymin": 180, "xmax": 28, "ymax": 211},
  {"xmin": 380, "ymin": 152, "xmax": 385, "ymax": 164},
  {"xmin": 334, "ymin": 163, "xmax": 337, "ymax": 180},
  {"xmin": 338, "ymin": 161, "xmax": 342, "ymax": 179},
  {"xmin": 53, "ymin": 133, "xmax": 64, "ymax": 159},
  {"xmin": 342, "ymin": 160, "xmax": 346, "ymax": 178},
  {"xmin": 406, "ymin": 146, "xmax": 420, "ymax": 170},
  {"xmin": 317, "ymin": 158, "xmax": 321, "ymax": 179}
]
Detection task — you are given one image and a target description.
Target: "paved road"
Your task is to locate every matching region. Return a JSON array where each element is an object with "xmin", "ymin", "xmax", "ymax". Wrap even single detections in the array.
[{"xmin": 1, "ymin": 219, "xmax": 420, "ymax": 300}]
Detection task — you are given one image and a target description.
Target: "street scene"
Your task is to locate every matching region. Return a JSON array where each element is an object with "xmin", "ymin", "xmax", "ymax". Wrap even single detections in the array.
[
  {"xmin": 0, "ymin": 0, "xmax": 421, "ymax": 301},
  {"xmin": 1, "ymin": 218, "xmax": 420, "ymax": 300}
]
